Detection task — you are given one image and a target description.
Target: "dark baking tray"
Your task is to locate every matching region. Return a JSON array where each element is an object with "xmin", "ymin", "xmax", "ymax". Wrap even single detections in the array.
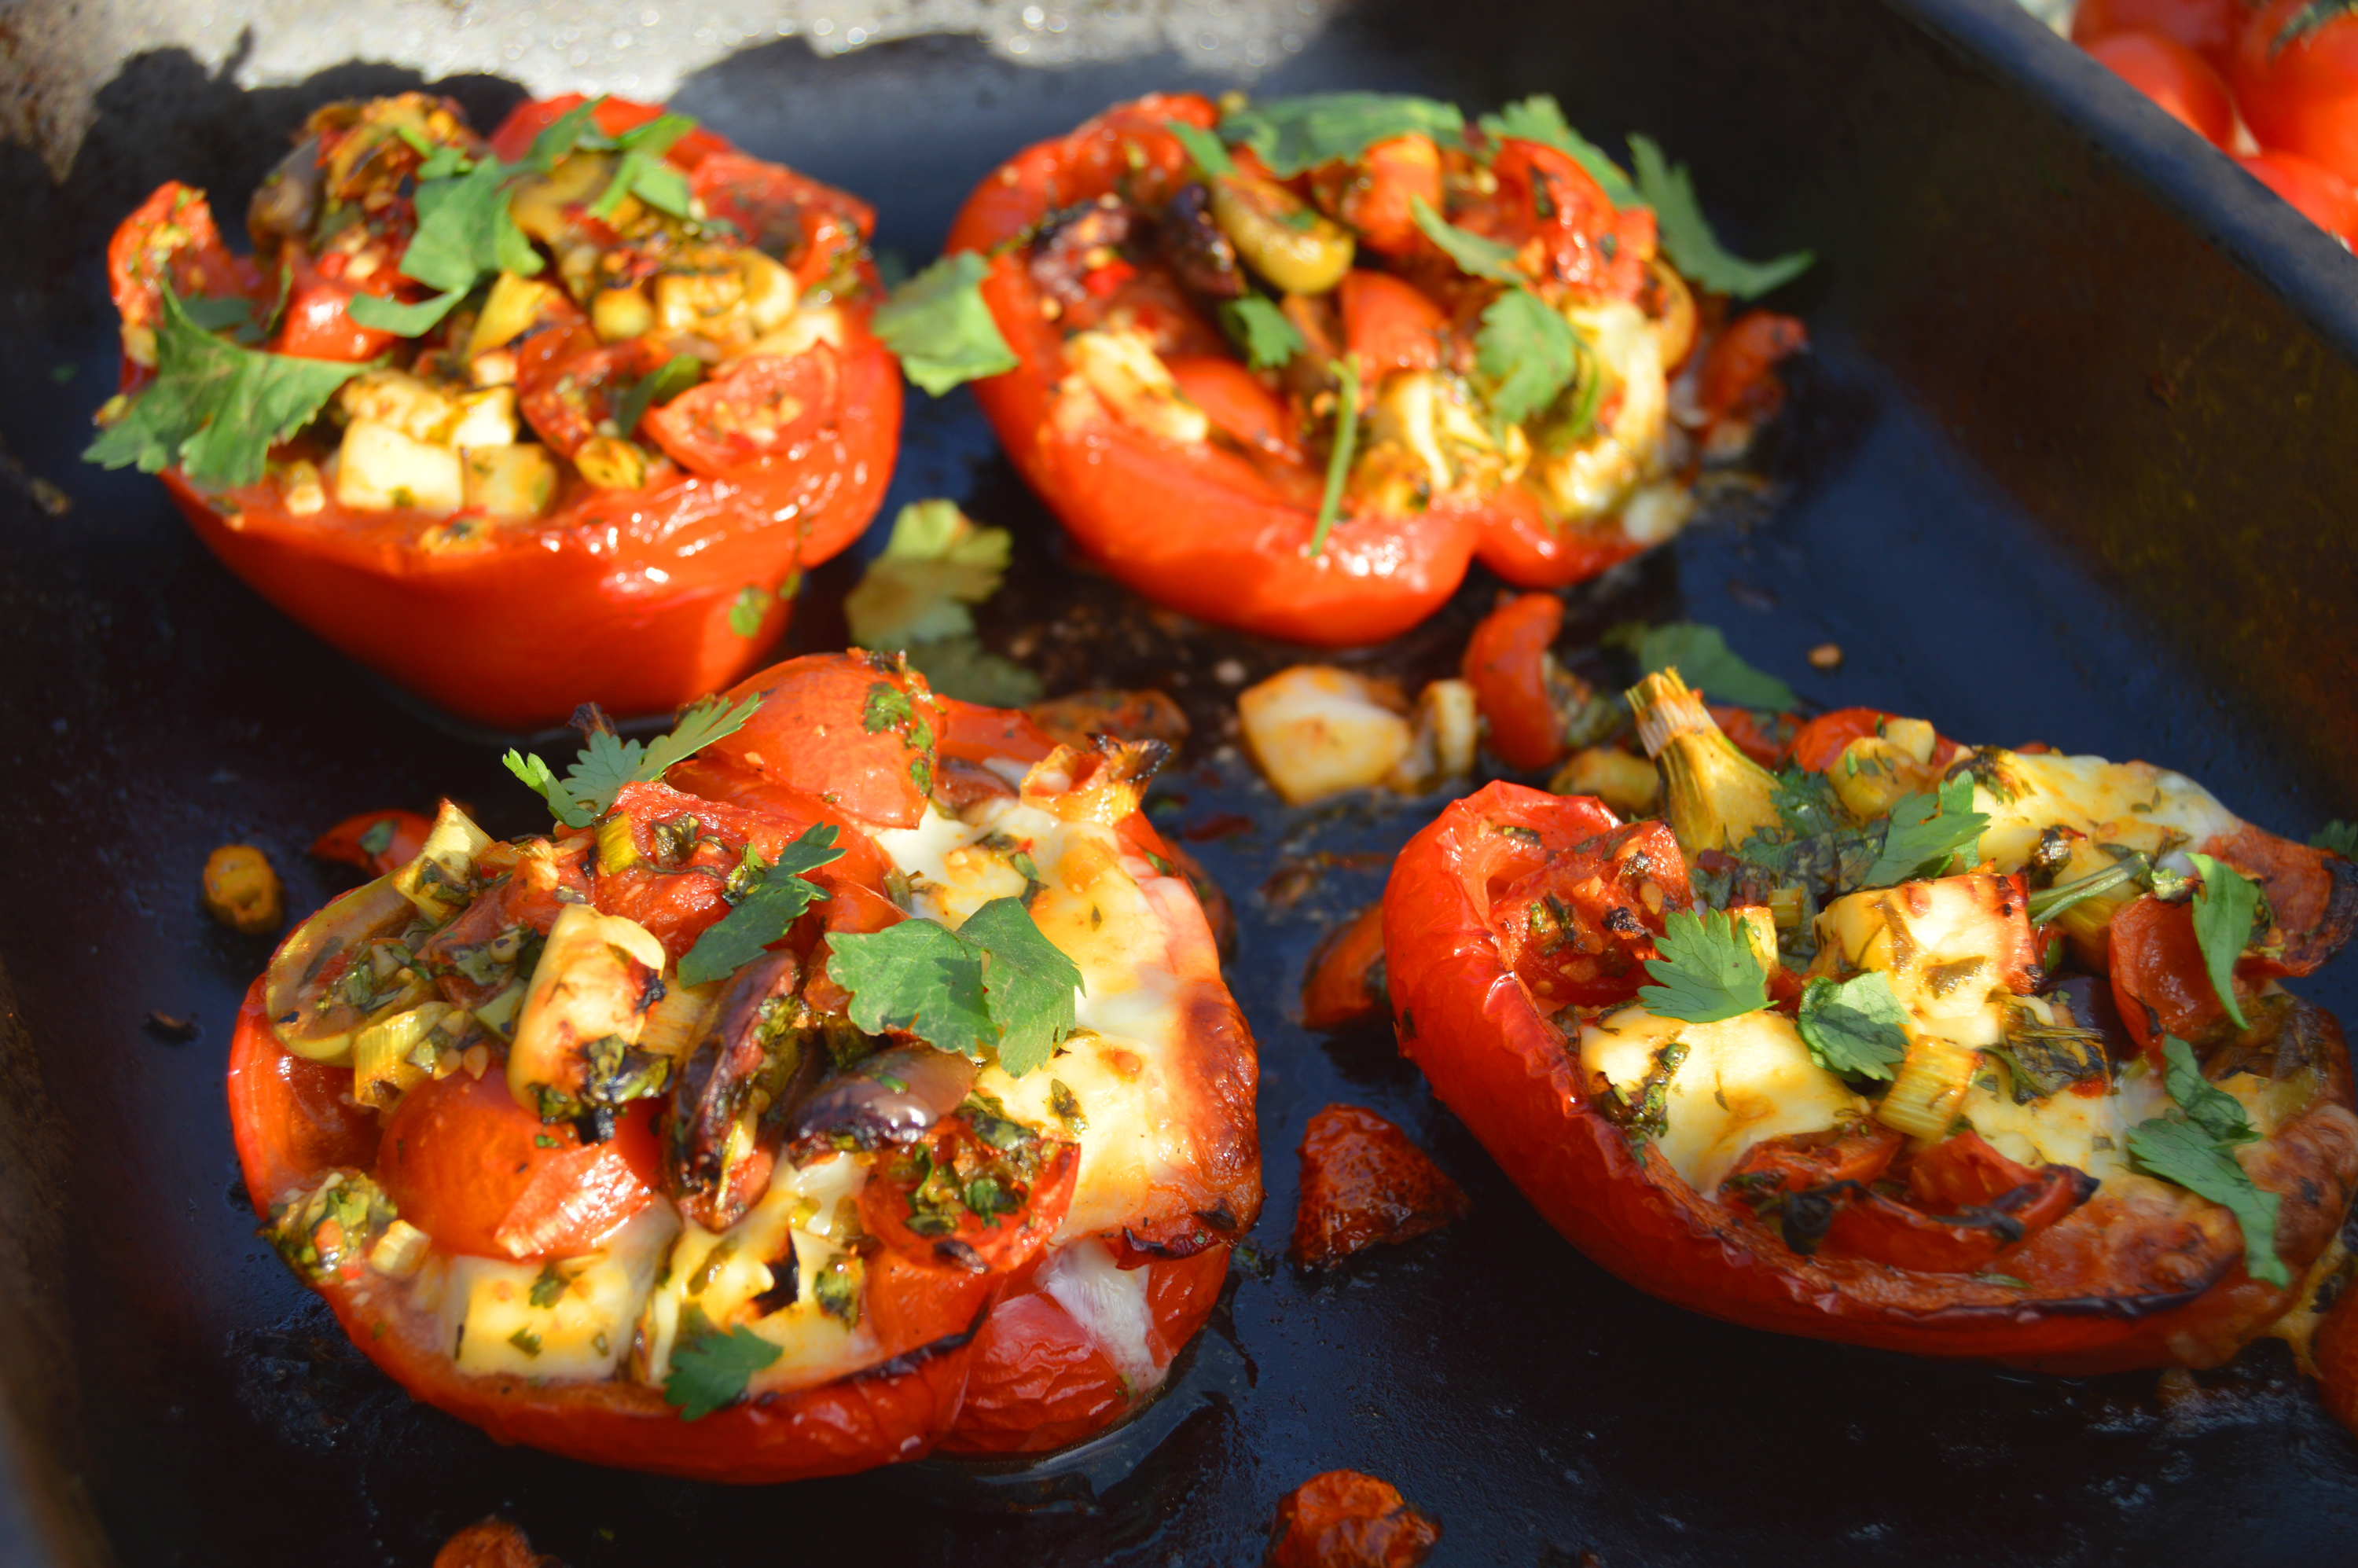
[{"xmin": 3, "ymin": 0, "xmax": 2356, "ymax": 1562}]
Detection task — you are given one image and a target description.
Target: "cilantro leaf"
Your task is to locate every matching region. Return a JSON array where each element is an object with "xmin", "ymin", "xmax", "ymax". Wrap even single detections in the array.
[
  {"xmin": 401, "ymin": 153, "xmax": 543, "ymax": 296},
  {"xmin": 1409, "ymin": 196, "xmax": 1522, "ymax": 282},
  {"xmin": 504, "ymin": 692, "xmax": 764, "ymax": 826},
  {"xmin": 2312, "ymin": 821, "xmax": 2358, "ymax": 857},
  {"xmin": 663, "ymin": 1320, "xmax": 782, "ymax": 1420},
  {"xmin": 1166, "ymin": 119, "xmax": 1236, "ymax": 179},
  {"xmin": 85, "ymin": 287, "xmax": 369, "ymax": 488},
  {"xmin": 1218, "ymin": 295, "xmax": 1306, "ymax": 370},
  {"xmin": 903, "ymin": 636, "xmax": 1045, "ymax": 707},
  {"xmin": 2126, "ymin": 1115, "xmax": 2286, "ymax": 1287},
  {"xmin": 590, "ymin": 147, "xmax": 693, "ymax": 220},
  {"xmin": 1614, "ymin": 621, "xmax": 1798, "ymax": 711},
  {"xmin": 2159, "ymin": 1034, "xmax": 2260, "ymax": 1147},
  {"xmin": 520, "ymin": 97, "xmax": 608, "ymax": 174},
  {"xmin": 1637, "ymin": 907, "xmax": 1769, "ymax": 1023},
  {"xmin": 611, "ymin": 354, "xmax": 703, "ymax": 437},
  {"xmin": 2187, "ymin": 852, "xmax": 2261, "ymax": 1030},
  {"xmin": 872, "ymin": 252, "xmax": 1020, "ymax": 395},
  {"xmin": 843, "ymin": 500, "xmax": 1013, "ymax": 648},
  {"xmin": 1219, "ymin": 92, "xmax": 1466, "ymax": 177},
  {"xmin": 1629, "ymin": 135, "xmax": 1812, "ymax": 301},
  {"xmin": 960, "ymin": 896, "xmax": 1083, "ymax": 1078},
  {"xmin": 1474, "ymin": 287, "xmax": 1578, "ymax": 425},
  {"xmin": 828, "ymin": 917, "xmax": 997, "ymax": 1058},
  {"xmin": 1795, "ymin": 971, "xmax": 1909, "ymax": 1081},
  {"xmin": 676, "ymin": 825, "xmax": 844, "ymax": 986},
  {"xmin": 1476, "ymin": 94, "xmax": 1641, "ymax": 208},
  {"xmin": 1861, "ymin": 774, "xmax": 1989, "ymax": 888}
]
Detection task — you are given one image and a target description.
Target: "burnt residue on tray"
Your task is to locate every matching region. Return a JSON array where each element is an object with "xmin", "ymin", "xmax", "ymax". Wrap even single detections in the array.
[{"xmin": 3, "ymin": 2, "xmax": 2358, "ymax": 1566}]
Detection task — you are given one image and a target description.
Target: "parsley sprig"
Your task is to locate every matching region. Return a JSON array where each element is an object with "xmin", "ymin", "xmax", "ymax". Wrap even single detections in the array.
[
  {"xmin": 1611, "ymin": 621, "xmax": 1797, "ymax": 711},
  {"xmin": 826, "ymin": 896, "xmax": 1082, "ymax": 1078},
  {"xmin": 676, "ymin": 825, "xmax": 846, "ymax": 987},
  {"xmin": 1636, "ymin": 907, "xmax": 1769, "ymax": 1024},
  {"xmin": 503, "ymin": 694, "xmax": 764, "ymax": 828},
  {"xmin": 2126, "ymin": 1035, "xmax": 2286, "ymax": 1287},
  {"xmin": 2313, "ymin": 821, "xmax": 2358, "ymax": 857},
  {"xmin": 1217, "ymin": 92, "xmax": 1467, "ymax": 177},
  {"xmin": 1860, "ymin": 774, "xmax": 1989, "ymax": 888},
  {"xmin": 1409, "ymin": 196, "xmax": 1523, "ymax": 283},
  {"xmin": 349, "ymin": 149, "xmax": 547, "ymax": 336},
  {"xmin": 1794, "ymin": 971, "xmax": 1908, "ymax": 1080},
  {"xmin": 1629, "ymin": 135, "xmax": 1813, "ymax": 300},
  {"xmin": 664, "ymin": 1315, "xmax": 782, "ymax": 1420},
  {"xmin": 2187, "ymin": 853, "xmax": 2261, "ymax": 1030},
  {"xmin": 1219, "ymin": 296, "xmax": 1306, "ymax": 370},
  {"xmin": 872, "ymin": 252, "xmax": 1020, "ymax": 395}
]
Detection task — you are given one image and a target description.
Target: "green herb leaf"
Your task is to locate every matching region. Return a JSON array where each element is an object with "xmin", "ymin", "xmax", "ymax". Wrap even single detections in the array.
[
  {"xmin": 828, "ymin": 917, "xmax": 997, "ymax": 1059},
  {"xmin": 1166, "ymin": 119, "xmax": 1236, "ymax": 179},
  {"xmin": 505, "ymin": 692, "xmax": 764, "ymax": 826},
  {"xmin": 960, "ymin": 896, "xmax": 1083, "ymax": 1078},
  {"xmin": 676, "ymin": 825, "xmax": 845, "ymax": 986},
  {"xmin": 2187, "ymin": 852, "xmax": 2261, "ymax": 1030},
  {"xmin": 590, "ymin": 147, "xmax": 693, "ymax": 220},
  {"xmin": 1476, "ymin": 94, "xmax": 1641, "ymax": 207},
  {"xmin": 1473, "ymin": 286, "xmax": 1578, "ymax": 426},
  {"xmin": 872, "ymin": 252, "xmax": 1020, "ymax": 395},
  {"xmin": 1637, "ymin": 907, "xmax": 1769, "ymax": 1023},
  {"xmin": 903, "ymin": 636, "xmax": 1045, "ymax": 707},
  {"xmin": 1308, "ymin": 355, "xmax": 1361, "ymax": 556},
  {"xmin": 1218, "ymin": 295, "xmax": 1306, "ymax": 370},
  {"xmin": 2312, "ymin": 820, "xmax": 2358, "ymax": 857},
  {"xmin": 1862, "ymin": 774, "xmax": 1989, "ymax": 888},
  {"xmin": 1218, "ymin": 92, "xmax": 1466, "ymax": 177},
  {"xmin": 401, "ymin": 154, "xmax": 544, "ymax": 298},
  {"xmin": 663, "ymin": 1321, "xmax": 782, "ymax": 1420},
  {"xmin": 611, "ymin": 353, "xmax": 703, "ymax": 436},
  {"xmin": 1408, "ymin": 195, "xmax": 1523, "ymax": 282},
  {"xmin": 2158, "ymin": 1034, "xmax": 2260, "ymax": 1148},
  {"xmin": 843, "ymin": 499, "xmax": 1013, "ymax": 648},
  {"xmin": 520, "ymin": 96, "xmax": 608, "ymax": 174},
  {"xmin": 178, "ymin": 294, "xmax": 258, "ymax": 332},
  {"xmin": 1795, "ymin": 971, "xmax": 1909, "ymax": 1081},
  {"xmin": 347, "ymin": 287, "xmax": 466, "ymax": 335},
  {"xmin": 85, "ymin": 287, "xmax": 369, "ymax": 488},
  {"xmin": 726, "ymin": 585, "xmax": 768, "ymax": 638},
  {"xmin": 1628, "ymin": 134, "xmax": 1812, "ymax": 300},
  {"xmin": 1615, "ymin": 621, "xmax": 1798, "ymax": 711},
  {"xmin": 2126, "ymin": 1114, "xmax": 2286, "ymax": 1287}
]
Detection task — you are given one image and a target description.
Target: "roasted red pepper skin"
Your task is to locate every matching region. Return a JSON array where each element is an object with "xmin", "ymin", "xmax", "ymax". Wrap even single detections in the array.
[
  {"xmin": 116, "ymin": 98, "xmax": 899, "ymax": 730},
  {"xmin": 944, "ymin": 96, "xmax": 1654, "ymax": 648},
  {"xmin": 1291, "ymin": 1104, "xmax": 1471, "ymax": 1267},
  {"xmin": 1383, "ymin": 781, "xmax": 2358, "ymax": 1368}
]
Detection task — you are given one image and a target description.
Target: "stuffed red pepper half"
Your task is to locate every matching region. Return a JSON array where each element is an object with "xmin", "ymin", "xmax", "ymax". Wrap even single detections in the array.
[
  {"xmin": 936, "ymin": 90, "xmax": 1809, "ymax": 646},
  {"xmin": 1384, "ymin": 670, "xmax": 2358, "ymax": 1375},
  {"xmin": 90, "ymin": 93, "xmax": 901, "ymax": 729},
  {"xmin": 229, "ymin": 652, "xmax": 1258, "ymax": 1478}
]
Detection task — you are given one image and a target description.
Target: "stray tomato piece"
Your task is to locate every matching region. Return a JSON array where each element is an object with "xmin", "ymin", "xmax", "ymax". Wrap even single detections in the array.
[
  {"xmin": 1269, "ymin": 1470, "xmax": 1442, "ymax": 1568},
  {"xmin": 310, "ymin": 808, "xmax": 433, "ymax": 877},
  {"xmin": 1695, "ymin": 309, "xmax": 1808, "ymax": 446},
  {"xmin": 1709, "ymin": 703, "xmax": 1790, "ymax": 770},
  {"xmin": 1474, "ymin": 138, "xmax": 1653, "ymax": 301},
  {"xmin": 2228, "ymin": 0, "xmax": 2358, "ymax": 187},
  {"xmin": 1490, "ymin": 820, "xmax": 1692, "ymax": 1011},
  {"xmin": 2070, "ymin": 0, "xmax": 2242, "ymax": 60},
  {"xmin": 1460, "ymin": 591, "xmax": 1570, "ymax": 771},
  {"xmin": 1302, "ymin": 905, "xmax": 1389, "ymax": 1031},
  {"xmin": 433, "ymin": 1518, "xmax": 561, "ymax": 1568},
  {"xmin": 203, "ymin": 844, "xmax": 285, "ymax": 935},
  {"xmin": 2236, "ymin": 151, "xmax": 2358, "ymax": 242},
  {"xmin": 694, "ymin": 652, "xmax": 946, "ymax": 830},
  {"xmin": 2109, "ymin": 893, "xmax": 2239, "ymax": 1058},
  {"xmin": 1291, "ymin": 1105, "xmax": 1471, "ymax": 1268},
  {"xmin": 642, "ymin": 346, "xmax": 842, "ymax": 476}
]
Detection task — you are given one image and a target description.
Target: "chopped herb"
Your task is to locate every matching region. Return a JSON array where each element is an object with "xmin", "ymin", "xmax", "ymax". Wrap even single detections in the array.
[
  {"xmin": 1599, "ymin": 1038, "xmax": 1688, "ymax": 1149},
  {"xmin": 903, "ymin": 636, "xmax": 1045, "ymax": 707},
  {"xmin": 351, "ymin": 152, "xmax": 545, "ymax": 336},
  {"xmin": 1795, "ymin": 971, "xmax": 1908, "ymax": 1081},
  {"xmin": 826, "ymin": 896, "xmax": 1082, "ymax": 1075},
  {"xmin": 502, "ymin": 692, "xmax": 763, "ymax": 828},
  {"xmin": 676, "ymin": 824, "xmax": 846, "ymax": 986},
  {"xmin": 1409, "ymin": 196, "xmax": 1522, "ymax": 282},
  {"xmin": 588, "ymin": 134, "xmax": 694, "ymax": 220},
  {"xmin": 727, "ymin": 585, "xmax": 769, "ymax": 638},
  {"xmin": 1049, "ymin": 1078, "xmax": 1087, "ymax": 1132},
  {"xmin": 1218, "ymin": 92, "xmax": 1466, "ymax": 177},
  {"xmin": 2159, "ymin": 1034, "xmax": 2260, "ymax": 1148},
  {"xmin": 871, "ymin": 252, "xmax": 1019, "ymax": 395},
  {"xmin": 1307, "ymin": 356, "xmax": 1361, "ymax": 556},
  {"xmin": 1628, "ymin": 134, "xmax": 1813, "ymax": 300},
  {"xmin": 813, "ymin": 1257, "xmax": 861, "ymax": 1326},
  {"xmin": 356, "ymin": 817, "xmax": 397, "ymax": 857},
  {"xmin": 1611, "ymin": 620, "xmax": 1798, "ymax": 711},
  {"xmin": 507, "ymin": 1326, "xmax": 542, "ymax": 1357},
  {"xmin": 1165, "ymin": 119, "xmax": 1236, "ymax": 178},
  {"xmin": 843, "ymin": 499, "xmax": 1012, "ymax": 648},
  {"xmin": 663, "ymin": 1320, "xmax": 781, "ymax": 1419},
  {"xmin": 1861, "ymin": 774, "xmax": 1989, "ymax": 888},
  {"xmin": 2187, "ymin": 853, "xmax": 2260, "ymax": 1030},
  {"xmin": 85, "ymin": 287, "xmax": 369, "ymax": 487},
  {"xmin": 1218, "ymin": 294, "xmax": 1306, "ymax": 370},
  {"xmin": 611, "ymin": 353, "xmax": 703, "ymax": 436},
  {"xmin": 1473, "ymin": 286, "xmax": 1578, "ymax": 425},
  {"xmin": 527, "ymin": 1261, "xmax": 567, "ymax": 1308},
  {"xmin": 1637, "ymin": 908, "xmax": 1769, "ymax": 1024},
  {"xmin": 1475, "ymin": 94, "xmax": 1641, "ymax": 207}
]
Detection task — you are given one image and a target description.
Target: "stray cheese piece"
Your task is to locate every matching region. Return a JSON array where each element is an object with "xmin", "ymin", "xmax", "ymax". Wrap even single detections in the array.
[{"xmin": 1238, "ymin": 665, "xmax": 1413, "ymax": 806}]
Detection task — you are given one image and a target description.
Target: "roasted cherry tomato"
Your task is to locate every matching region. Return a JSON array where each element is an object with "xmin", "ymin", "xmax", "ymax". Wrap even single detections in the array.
[
  {"xmin": 1489, "ymin": 818, "xmax": 1691, "ymax": 1009},
  {"xmin": 1302, "ymin": 904, "xmax": 1390, "ymax": 1031},
  {"xmin": 101, "ymin": 94, "xmax": 899, "ymax": 729},
  {"xmin": 1291, "ymin": 1104, "xmax": 1471, "ymax": 1266},
  {"xmin": 2070, "ymin": 0, "xmax": 2243, "ymax": 59},
  {"xmin": 1269, "ymin": 1471, "xmax": 1442, "ymax": 1568},
  {"xmin": 2229, "ymin": 0, "xmax": 2358, "ymax": 185},
  {"xmin": 1787, "ymin": 707, "xmax": 1961, "ymax": 773},
  {"xmin": 2086, "ymin": 29, "xmax": 2238, "ymax": 147},
  {"xmin": 2236, "ymin": 150, "xmax": 2358, "ymax": 241}
]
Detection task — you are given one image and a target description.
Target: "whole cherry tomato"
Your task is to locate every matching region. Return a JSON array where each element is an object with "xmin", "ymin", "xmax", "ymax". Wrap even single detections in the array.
[
  {"xmin": 2229, "ymin": 0, "xmax": 2358, "ymax": 185},
  {"xmin": 2086, "ymin": 30, "xmax": 2239, "ymax": 147},
  {"xmin": 2070, "ymin": 0, "xmax": 2243, "ymax": 61}
]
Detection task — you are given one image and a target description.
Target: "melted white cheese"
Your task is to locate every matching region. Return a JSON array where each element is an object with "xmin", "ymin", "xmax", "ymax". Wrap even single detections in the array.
[
  {"xmin": 1040, "ymin": 1237, "xmax": 1160, "ymax": 1394},
  {"xmin": 439, "ymin": 1204, "xmax": 677, "ymax": 1381},
  {"xmin": 1973, "ymin": 749, "xmax": 2239, "ymax": 868}
]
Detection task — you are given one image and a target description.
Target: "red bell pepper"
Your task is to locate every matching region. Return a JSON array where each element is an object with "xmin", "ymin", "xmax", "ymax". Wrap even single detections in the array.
[
  {"xmin": 228, "ymin": 652, "xmax": 1259, "ymax": 1477},
  {"xmin": 1383, "ymin": 780, "xmax": 2358, "ymax": 1368},
  {"xmin": 943, "ymin": 94, "xmax": 1739, "ymax": 647},
  {"xmin": 101, "ymin": 94, "xmax": 899, "ymax": 730}
]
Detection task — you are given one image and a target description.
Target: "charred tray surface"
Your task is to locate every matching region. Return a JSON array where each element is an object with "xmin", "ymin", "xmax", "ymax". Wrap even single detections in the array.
[{"xmin": 2, "ymin": 1, "xmax": 2356, "ymax": 1563}]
